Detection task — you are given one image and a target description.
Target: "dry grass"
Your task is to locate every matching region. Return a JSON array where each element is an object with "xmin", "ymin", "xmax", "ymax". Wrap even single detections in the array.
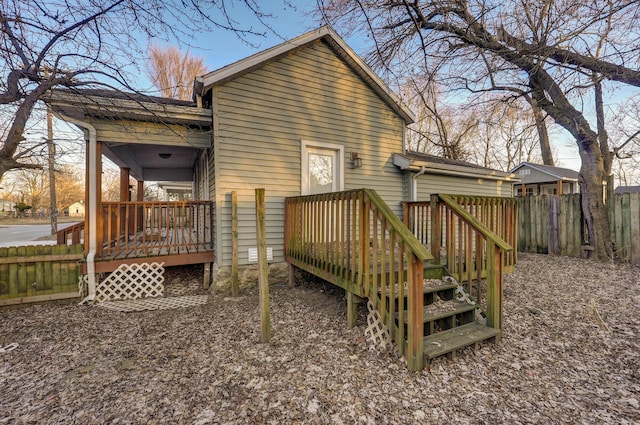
[{"xmin": 0, "ymin": 254, "xmax": 638, "ymax": 424}]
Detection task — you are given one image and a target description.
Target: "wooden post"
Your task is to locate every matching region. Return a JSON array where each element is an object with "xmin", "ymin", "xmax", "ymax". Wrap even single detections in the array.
[
  {"xmin": 407, "ymin": 253, "xmax": 424, "ymax": 371},
  {"xmin": 256, "ymin": 188, "xmax": 270, "ymax": 343},
  {"xmin": 231, "ymin": 191, "xmax": 239, "ymax": 296},
  {"xmin": 288, "ymin": 264, "xmax": 295, "ymax": 288},
  {"xmin": 486, "ymin": 242, "xmax": 503, "ymax": 330},
  {"xmin": 430, "ymin": 195, "xmax": 441, "ymax": 264},
  {"xmin": 346, "ymin": 291, "xmax": 358, "ymax": 328},
  {"xmin": 136, "ymin": 180, "xmax": 144, "ymax": 232},
  {"xmin": 557, "ymin": 179, "xmax": 563, "ymax": 195},
  {"xmin": 94, "ymin": 141, "xmax": 104, "ymax": 257}
]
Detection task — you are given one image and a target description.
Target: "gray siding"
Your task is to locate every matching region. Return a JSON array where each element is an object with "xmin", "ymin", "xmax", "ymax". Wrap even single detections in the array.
[
  {"xmin": 212, "ymin": 40, "xmax": 406, "ymax": 267},
  {"xmin": 516, "ymin": 166, "xmax": 558, "ymax": 184},
  {"xmin": 417, "ymin": 174, "xmax": 513, "ymax": 199}
]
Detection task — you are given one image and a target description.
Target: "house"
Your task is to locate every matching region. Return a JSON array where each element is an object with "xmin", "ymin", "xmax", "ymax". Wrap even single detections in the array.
[
  {"xmin": 393, "ymin": 152, "xmax": 517, "ymax": 200},
  {"xmin": 510, "ymin": 162, "xmax": 580, "ymax": 196},
  {"xmin": 48, "ymin": 26, "xmax": 515, "ymax": 370},
  {"xmin": 48, "ymin": 25, "xmax": 516, "ymax": 286},
  {"xmin": 158, "ymin": 182, "xmax": 193, "ymax": 201},
  {"xmin": 0, "ymin": 199, "xmax": 15, "ymax": 217},
  {"xmin": 65, "ymin": 201, "xmax": 85, "ymax": 217},
  {"xmin": 614, "ymin": 185, "xmax": 640, "ymax": 194}
]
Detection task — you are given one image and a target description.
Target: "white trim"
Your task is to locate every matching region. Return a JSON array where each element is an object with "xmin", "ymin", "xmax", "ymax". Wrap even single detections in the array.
[{"xmin": 301, "ymin": 140, "xmax": 344, "ymax": 195}]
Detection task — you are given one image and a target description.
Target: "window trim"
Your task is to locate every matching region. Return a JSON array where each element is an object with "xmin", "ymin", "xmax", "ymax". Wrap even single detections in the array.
[{"xmin": 301, "ymin": 140, "xmax": 345, "ymax": 195}]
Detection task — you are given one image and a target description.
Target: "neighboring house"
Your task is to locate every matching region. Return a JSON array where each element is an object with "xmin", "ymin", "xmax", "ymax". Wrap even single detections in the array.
[
  {"xmin": 510, "ymin": 162, "xmax": 580, "ymax": 196},
  {"xmin": 0, "ymin": 199, "xmax": 15, "ymax": 217},
  {"xmin": 614, "ymin": 185, "xmax": 640, "ymax": 194},
  {"xmin": 158, "ymin": 182, "xmax": 193, "ymax": 201},
  {"xmin": 393, "ymin": 152, "xmax": 517, "ymax": 199},
  {"xmin": 65, "ymin": 201, "xmax": 85, "ymax": 217},
  {"xmin": 49, "ymin": 26, "xmax": 511, "ymax": 284}
]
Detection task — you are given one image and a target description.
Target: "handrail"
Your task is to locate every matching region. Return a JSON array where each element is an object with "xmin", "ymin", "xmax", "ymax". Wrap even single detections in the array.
[
  {"xmin": 436, "ymin": 194, "xmax": 511, "ymax": 330},
  {"xmin": 364, "ymin": 189, "xmax": 433, "ymax": 262},
  {"xmin": 438, "ymin": 194, "xmax": 513, "ymax": 251},
  {"xmin": 285, "ymin": 188, "xmax": 431, "ymax": 370},
  {"xmin": 56, "ymin": 221, "xmax": 85, "ymax": 245}
]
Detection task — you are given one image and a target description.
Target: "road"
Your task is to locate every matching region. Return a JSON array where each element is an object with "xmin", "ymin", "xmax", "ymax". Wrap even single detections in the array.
[{"xmin": 0, "ymin": 222, "xmax": 80, "ymax": 246}]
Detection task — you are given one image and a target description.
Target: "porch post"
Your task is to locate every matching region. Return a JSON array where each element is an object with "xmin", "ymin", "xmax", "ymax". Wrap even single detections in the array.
[
  {"xmin": 557, "ymin": 179, "xmax": 563, "ymax": 195},
  {"xmin": 119, "ymin": 167, "xmax": 131, "ymax": 235},
  {"xmin": 120, "ymin": 167, "xmax": 130, "ymax": 201},
  {"xmin": 137, "ymin": 180, "xmax": 144, "ymax": 232},
  {"xmin": 94, "ymin": 141, "xmax": 103, "ymax": 257}
]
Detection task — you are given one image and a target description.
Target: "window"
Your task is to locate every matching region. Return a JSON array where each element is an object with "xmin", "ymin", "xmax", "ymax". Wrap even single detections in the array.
[
  {"xmin": 301, "ymin": 141, "xmax": 344, "ymax": 195},
  {"xmin": 519, "ymin": 169, "xmax": 531, "ymax": 175}
]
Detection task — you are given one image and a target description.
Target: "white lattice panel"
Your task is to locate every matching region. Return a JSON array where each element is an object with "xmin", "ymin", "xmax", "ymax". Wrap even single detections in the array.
[
  {"xmin": 95, "ymin": 262, "xmax": 165, "ymax": 303},
  {"xmin": 97, "ymin": 295, "xmax": 209, "ymax": 312},
  {"xmin": 364, "ymin": 299, "xmax": 392, "ymax": 351}
]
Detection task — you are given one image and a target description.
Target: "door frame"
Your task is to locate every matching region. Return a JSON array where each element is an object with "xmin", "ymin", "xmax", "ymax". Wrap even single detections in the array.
[{"xmin": 301, "ymin": 140, "xmax": 345, "ymax": 195}]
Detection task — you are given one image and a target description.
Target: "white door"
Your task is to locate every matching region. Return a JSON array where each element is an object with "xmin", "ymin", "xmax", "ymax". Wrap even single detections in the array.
[{"xmin": 302, "ymin": 142, "xmax": 344, "ymax": 195}]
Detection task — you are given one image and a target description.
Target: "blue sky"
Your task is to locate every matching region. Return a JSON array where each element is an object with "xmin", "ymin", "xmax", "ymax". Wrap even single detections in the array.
[{"xmin": 130, "ymin": 2, "xmax": 637, "ymax": 172}]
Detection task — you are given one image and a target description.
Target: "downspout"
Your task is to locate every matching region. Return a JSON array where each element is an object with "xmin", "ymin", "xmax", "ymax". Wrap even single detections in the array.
[
  {"xmin": 412, "ymin": 166, "xmax": 427, "ymax": 201},
  {"xmin": 57, "ymin": 113, "xmax": 98, "ymax": 303}
]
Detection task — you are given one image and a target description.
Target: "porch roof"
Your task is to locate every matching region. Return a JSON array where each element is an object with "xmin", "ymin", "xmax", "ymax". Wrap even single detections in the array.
[
  {"xmin": 393, "ymin": 152, "xmax": 518, "ymax": 182},
  {"xmin": 48, "ymin": 89, "xmax": 213, "ymax": 182}
]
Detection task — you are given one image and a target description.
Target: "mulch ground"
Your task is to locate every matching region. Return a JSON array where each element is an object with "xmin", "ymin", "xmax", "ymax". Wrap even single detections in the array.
[{"xmin": 1, "ymin": 253, "xmax": 638, "ymax": 424}]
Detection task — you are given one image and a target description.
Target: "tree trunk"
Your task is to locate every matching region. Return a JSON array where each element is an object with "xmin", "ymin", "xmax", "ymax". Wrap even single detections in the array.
[
  {"xmin": 531, "ymin": 100, "xmax": 554, "ymax": 166},
  {"xmin": 578, "ymin": 137, "xmax": 611, "ymax": 260}
]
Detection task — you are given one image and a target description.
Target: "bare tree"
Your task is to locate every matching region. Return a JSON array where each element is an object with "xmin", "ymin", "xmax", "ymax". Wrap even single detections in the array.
[
  {"xmin": 0, "ymin": 0, "xmax": 277, "ymax": 179},
  {"xmin": 405, "ymin": 77, "xmax": 478, "ymax": 160},
  {"xmin": 147, "ymin": 46, "xmax": 209, "ymax": 101},
  {"xmin": 318, "ymin": 0, "xmax": 640, "ymax": 260}
]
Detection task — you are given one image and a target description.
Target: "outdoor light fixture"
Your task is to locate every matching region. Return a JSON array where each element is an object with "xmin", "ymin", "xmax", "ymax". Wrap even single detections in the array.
[
  {"xmin": 350, "ymin": 151, "xmax": 362, "ymax": 169},
  {"xmin": 159, "ymin": 153, "xmax": 172, "ymax": 159}
]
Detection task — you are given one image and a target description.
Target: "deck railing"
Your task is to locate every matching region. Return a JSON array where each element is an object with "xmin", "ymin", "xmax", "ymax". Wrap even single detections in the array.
[
  {"xmin": 404, "ymin": 194, "xmax": 514, "ymax": 329},
  {"xmin": 56, "ymin": 221, "xmax": 85, "ymax": 245},
  {"xmin": 285, "ymin": 189, "xmax": 433, "ymax": 371},
  {"xmin": 98, "ymin": 201, "xmax": 214, "ymax": 258},
  {"xmin": 404, "ymin": 194, "xmax": 517, "ymax": 277}
]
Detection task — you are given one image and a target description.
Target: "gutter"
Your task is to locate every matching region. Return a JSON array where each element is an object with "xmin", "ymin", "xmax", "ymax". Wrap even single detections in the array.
[{"xmin": 56, "ymin": 113, "xmax": 98, "ymax": 304}]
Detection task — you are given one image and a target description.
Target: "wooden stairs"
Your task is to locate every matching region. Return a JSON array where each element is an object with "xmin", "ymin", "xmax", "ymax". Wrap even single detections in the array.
[{"xmin": 388, "ymin": 266, "xmax": 501, "ymax": 366}]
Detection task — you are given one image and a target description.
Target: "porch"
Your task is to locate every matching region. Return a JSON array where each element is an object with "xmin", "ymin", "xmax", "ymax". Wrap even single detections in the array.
[{"xmin": 58, "ymin": 200, "xmax": 214, "ymax": 274}]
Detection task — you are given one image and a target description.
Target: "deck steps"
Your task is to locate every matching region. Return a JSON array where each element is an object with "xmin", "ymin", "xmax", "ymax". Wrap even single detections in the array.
[
  {"xmin": 423, "ymin": 322, "xmax": 501, "ymax": 360},
  {"xmin": 389, "ymin": 275, "xmax": 498, "ymax": 364}
]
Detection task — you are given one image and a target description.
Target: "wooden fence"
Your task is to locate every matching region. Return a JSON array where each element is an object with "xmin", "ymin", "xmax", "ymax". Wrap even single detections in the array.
[
  {"xmin": 0, "ymin": 244, "xmax": 83, "ymax": 306},
  {"xmin": 517, "ymin": 193, "xmax": 640, "ymax": 263}
]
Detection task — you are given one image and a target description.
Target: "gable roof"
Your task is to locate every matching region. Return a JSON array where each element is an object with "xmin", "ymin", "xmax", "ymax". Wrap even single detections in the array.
[
  {"xmin": 194, "ymin": 26, "xmax": 415, "ymax": 124},
  {"xmin": 510, "ymin": 162, "xmax": 579, "ymax": 181},
  {"xmin": 393, "ymin": 151, "xmax": 517, "ymax": 181}
]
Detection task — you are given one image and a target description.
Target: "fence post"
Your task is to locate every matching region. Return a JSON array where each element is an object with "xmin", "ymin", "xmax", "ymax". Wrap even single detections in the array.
[
  {"xmin": 255, "ymin": 188, "xmax": 270, "ymax": 343},
  {"xmin": 231, "ymin": 191, "xmax": 239, "ymax": 297}
]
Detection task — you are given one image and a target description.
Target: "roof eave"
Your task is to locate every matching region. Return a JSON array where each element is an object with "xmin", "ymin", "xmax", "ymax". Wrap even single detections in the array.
[
  {"xmin": 48, "ymin": 90, "xmax": 212, "ymax": 127},
  {"xmin": 393, "ymin": 153, "xmax": 519, "ymax": 181}
]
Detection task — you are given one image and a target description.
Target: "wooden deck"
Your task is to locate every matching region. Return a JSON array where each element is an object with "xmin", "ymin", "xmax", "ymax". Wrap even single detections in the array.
[
  {"xmin": 285, "ymin": 189, "xmax": 512, "ymax": 371},
  {"xmin": 57, "ymin": 201, "xmax": 215, "ymax": 274}
]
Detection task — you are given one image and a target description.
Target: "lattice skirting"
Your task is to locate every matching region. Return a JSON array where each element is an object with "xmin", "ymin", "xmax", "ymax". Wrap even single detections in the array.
[
  {"xmin": 364, "ymin": 299, "xmax": 392, "ymax": 351},
  {"xmin": 96, "ymin": 295, "xmax": 209, "ymax": 312},
  {"xmin": 95, "ymin": 262, "xmax": 165, "ymax": 303}
]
